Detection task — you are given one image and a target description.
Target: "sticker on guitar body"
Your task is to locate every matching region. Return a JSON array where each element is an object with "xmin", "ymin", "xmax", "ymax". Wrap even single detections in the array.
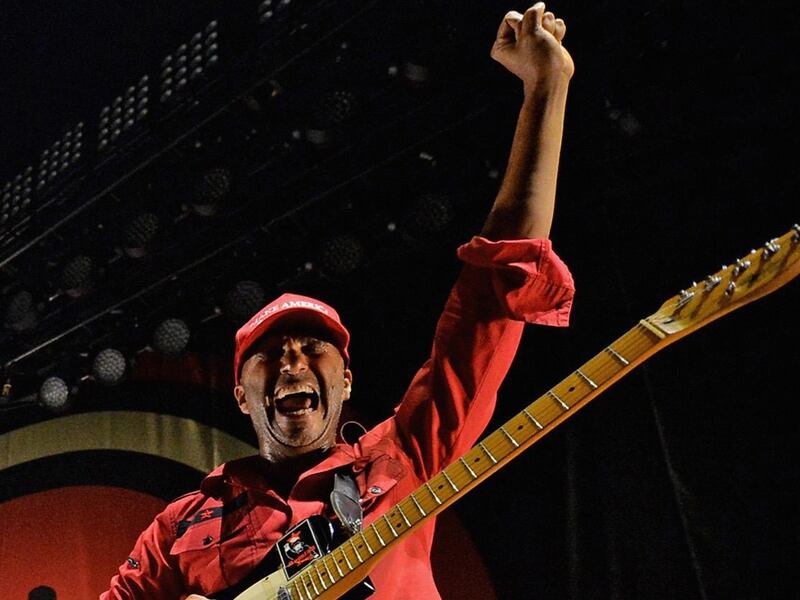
[{"xmin": 278, "ymin": 518, "xmax": 328, "ymax": 578}]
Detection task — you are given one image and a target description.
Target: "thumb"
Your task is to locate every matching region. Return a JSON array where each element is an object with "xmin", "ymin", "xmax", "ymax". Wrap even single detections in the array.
[{"xmin": 498, "ymin": 11, "xmax": 523, "ymax": 41}]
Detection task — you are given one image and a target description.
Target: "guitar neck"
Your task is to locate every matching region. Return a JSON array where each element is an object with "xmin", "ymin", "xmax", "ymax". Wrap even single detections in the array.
[
  {"xmin": 290, "ymin": 320, "xmax": 670, "ymax": 599},
  {"xmin": 281, "ymin": 224, "xmax": 800, "ymax": 600}
]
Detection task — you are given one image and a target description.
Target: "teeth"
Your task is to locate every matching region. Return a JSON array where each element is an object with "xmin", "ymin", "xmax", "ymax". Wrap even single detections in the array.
[
  {"xmin": 275, "ymin": 384, "xmax": 318, "ymax": 399},
  {"xmin": 283, "ymin": 408, "xmax": 313, "ymax": 416}
]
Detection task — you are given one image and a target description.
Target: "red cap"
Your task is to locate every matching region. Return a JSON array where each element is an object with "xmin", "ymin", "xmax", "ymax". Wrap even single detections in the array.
[{"xmin": 233, "ymin": 293, "xmax": 350, "ymax": 385}]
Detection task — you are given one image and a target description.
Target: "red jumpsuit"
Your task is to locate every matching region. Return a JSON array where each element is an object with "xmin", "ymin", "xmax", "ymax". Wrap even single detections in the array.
[{"xmin": 101, "ymin": 236, "xmax": 575, "ymax": 599}]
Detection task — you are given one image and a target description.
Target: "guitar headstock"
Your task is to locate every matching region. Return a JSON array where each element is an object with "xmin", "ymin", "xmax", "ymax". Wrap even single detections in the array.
[{"xmin": 648, "ymin": 224, "xmax": 800, "ymax": 336}]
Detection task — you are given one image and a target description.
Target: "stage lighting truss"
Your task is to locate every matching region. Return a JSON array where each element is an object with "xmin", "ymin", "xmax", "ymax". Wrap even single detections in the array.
[
  {"xmin": 36, "ymin": 122, "xmax": 85, "ymax": 190},
  {"xmin": 256, "ymin": 0, "xmax": 302, "ymax": 28},
  {"xmin": 0, "ymin": 167, "xmax": 34, "ymax": 230},
  {"xmin": 97, "ymin": 76, "xmax": 150, "ymax": 153},
  {"xmin": 159, "ymin": 20, "xmax": 221, "ymax": 106}
]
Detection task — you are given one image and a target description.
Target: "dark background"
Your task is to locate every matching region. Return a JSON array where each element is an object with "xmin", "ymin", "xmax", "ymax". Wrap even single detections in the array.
[{"xmin": 1, "ymin": 1, "xmax": 798, "ymax": 598}]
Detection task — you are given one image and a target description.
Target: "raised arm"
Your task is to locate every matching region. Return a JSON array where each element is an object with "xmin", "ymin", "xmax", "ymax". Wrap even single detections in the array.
[
  {"xmin": 481, "ymin": 2, "xmax": 574, "ymax": 241},
  {"xmin": 390, "ymin": 5, "xmax": 576, "ymax": 479}
]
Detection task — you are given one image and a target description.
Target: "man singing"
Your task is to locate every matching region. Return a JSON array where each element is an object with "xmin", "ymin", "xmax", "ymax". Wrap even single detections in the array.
[{"xmin": 103, "ymin": 4, "xmax": 575, "ymax": 598}]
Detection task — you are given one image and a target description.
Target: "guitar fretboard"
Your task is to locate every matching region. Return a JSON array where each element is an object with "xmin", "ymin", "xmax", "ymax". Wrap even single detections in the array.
[
  {"xmin": 281, "ymin": 319, "xmax": 666, "ymax": 600},
  {"xmin": 260, "ymin": 224, "xmax": 799, "ymax": 600}
]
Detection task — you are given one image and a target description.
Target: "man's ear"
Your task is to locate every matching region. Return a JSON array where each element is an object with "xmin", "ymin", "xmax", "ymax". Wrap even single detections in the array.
[
  {"xmin": 233, "ymin": 385, "xmax": 250, "ymax": 414},
  {"xmin": 342, "ymin": 369, "xmax": 353, "ymax": 402}
]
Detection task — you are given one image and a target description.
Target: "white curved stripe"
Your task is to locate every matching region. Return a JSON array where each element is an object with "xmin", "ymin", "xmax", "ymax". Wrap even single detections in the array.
[{"xmin": 0, "ymin": 411, "xmax": 257, "ymax": 473}]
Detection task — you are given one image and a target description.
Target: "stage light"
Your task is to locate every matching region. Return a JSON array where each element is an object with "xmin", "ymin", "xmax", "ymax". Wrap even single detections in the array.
[
  {"xmin": 37, "ymin": 123, "xmax": 83, "ymax": 188},
  {"xmin": 39, "ymin": 376, "xmax": 70, "ymax": 411},
  {"xmin": 191, "ymin": 167, "xmax": 231, "ymax": 216},
  {"xmin": 4, "ymin": 290, "xmax": 38, "ymax": 332},
  {"xmin": 618, "ymin": 111, "xmax": 642, "ymax": 136},
  {"xmin": 257, "ymin": 0, "xmax": 275, "ymax": 23},
  {"xmin": 320, "ymin": 233, "xmax": 363, "ymax": 276},
  {"xmin": 61, "ymin": 255, "xmax": 94, "ymax": 298},
  {"xmin": 409, "ymin": 192, "xmax": 453, "ymax": 233},
  {"xmin": 605, "ymin": 100, "xmax": 642, "ymax": 137},
  {"xmin": 306, "ymin": 90, "xmax": 359, "ymax": 148},
  {"xmin": 92, "ymin": 348, "xmax": 127, "ymax": 385},
  {"xmin": 1, "ymin": 166, "xmax": 34, "ymax": 228},
  {"xmin": 153, "ymin": 318, "xmax": 190, "ymax": 356},
  {"xmin": 160, "ymin": 20, "xmax": 219, "ymax": 105},
  {"xmin": 123, "ymin": 212, "xmax": 160, "ymax": 258},
  {"xmin": 98, "ymin": 77, "xmax": 149, "ymax": 152},
  {"xmin": 402, "ymin": 60, "xmax": 431, "ymax": 86},
  {"xmin": 224, "ymin": 280, "xmax": 266, "ymax": 325},
  {"xmin": 256, "ymin": 0, "xmax": 296, "ymax": 26}
]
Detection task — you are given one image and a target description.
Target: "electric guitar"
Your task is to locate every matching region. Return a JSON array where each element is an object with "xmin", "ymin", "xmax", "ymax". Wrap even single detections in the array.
[{"xmin": 224, "ymin": 224, "xmax": 800, "ymax": 600}]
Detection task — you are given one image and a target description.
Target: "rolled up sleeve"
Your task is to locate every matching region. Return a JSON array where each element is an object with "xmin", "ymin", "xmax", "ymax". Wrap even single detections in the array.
[
  {"xmin": 392, "ymin": 236, "xmax": 575, "ymax": 479},
  {"xmin": 456, "ymin": 235, "xmax": 574, "ymax": 326}
]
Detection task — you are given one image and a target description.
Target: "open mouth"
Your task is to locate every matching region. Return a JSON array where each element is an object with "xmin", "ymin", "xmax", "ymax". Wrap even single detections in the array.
[{"xmin": 271, "ymin": 384, "xmax": 321, "ymax": 417}]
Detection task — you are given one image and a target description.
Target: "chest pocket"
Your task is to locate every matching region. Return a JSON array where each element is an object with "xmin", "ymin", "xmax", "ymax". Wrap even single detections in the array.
[
  {"xmin": 170, "ymin": 516, "xmax": 223, "ymax": 555},
  {"xmin": 354, "ymin": 454, "xmax": 406, "ymax": 510}
]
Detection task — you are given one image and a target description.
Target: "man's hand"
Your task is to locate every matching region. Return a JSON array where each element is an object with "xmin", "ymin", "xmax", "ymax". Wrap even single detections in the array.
[{"xmin": 491, "ymin": 2, "xmax": 574, "ymax": 90}]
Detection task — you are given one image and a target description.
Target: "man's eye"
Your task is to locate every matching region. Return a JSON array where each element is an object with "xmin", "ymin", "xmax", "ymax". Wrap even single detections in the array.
[
  {"xmin": 303, "ymin": 342, "xmax": 326, "ymax": 355},
  {"xmin": 263, "ymin": 348, "xmax": 283, "ymax": 361}
]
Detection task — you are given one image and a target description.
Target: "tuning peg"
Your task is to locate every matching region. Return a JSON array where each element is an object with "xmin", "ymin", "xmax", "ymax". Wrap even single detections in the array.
[
  {"xmin": 792, "ymin": 224, "xmax": 799, "ymax": 242},
  {"xmin": 677, "ymin": 289, "xmax": 695, "ymax": 307},
  {"xmin": 704, "ymin": 274, "xmax": 722, "ymax": 292},
  {"xmin": 725, "ymin": 281, "xmax": 736, "ymax": 296},
  {"xmin": 732, "ymin": 258, "xmax": 751, "ymax": 277},
  {"xmin": 762, "ymin": 239, "xmax": 781, "ymax": 260}
]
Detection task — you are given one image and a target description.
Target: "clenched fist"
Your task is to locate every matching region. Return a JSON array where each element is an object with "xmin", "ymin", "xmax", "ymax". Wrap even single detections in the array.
[{"xmin": 491, "ymin": 3, "xmax": 574, "ymax": 88}]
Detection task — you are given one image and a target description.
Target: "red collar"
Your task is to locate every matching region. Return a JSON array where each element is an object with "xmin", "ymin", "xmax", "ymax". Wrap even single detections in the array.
[{"xmin": 200, "ymin": 444, "xmax": 361, "ymax": 497}]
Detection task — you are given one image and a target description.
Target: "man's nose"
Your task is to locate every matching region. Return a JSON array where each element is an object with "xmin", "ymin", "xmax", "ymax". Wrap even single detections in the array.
[{"xmin": 279, "ymin": 342, "xmax": 309, "ymax": 374}]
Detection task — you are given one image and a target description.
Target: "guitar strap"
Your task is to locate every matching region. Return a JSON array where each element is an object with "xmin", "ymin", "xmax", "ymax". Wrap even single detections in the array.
[{"xmin": 330, "ymin": 471, "xmax": 363, "ymax": 536}]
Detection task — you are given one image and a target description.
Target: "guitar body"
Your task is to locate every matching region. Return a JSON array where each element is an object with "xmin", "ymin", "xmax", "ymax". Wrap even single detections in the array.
[{"xmin": 214, "ymin": 516, "xmax": 375, "ymax": 600}]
